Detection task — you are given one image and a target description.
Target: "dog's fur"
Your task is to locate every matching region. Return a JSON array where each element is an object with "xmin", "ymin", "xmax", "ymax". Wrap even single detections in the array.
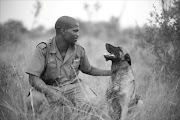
[{"xmin": 104, "ymin": 43, "xmax": 137, "ymax": 120}]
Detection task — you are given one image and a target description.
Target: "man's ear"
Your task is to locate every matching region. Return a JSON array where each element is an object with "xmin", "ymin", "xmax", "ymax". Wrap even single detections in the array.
[
  {"xmin": 60, "ymin": 27, "xmax": 66, "ymax": 34},
  {"xmin": 124, "ymin": 53, "xmax": 131, "ymax": 65}
]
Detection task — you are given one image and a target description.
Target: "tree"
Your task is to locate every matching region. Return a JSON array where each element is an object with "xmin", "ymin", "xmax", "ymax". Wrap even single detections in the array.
[
  {"xmin": 138, "ymin": 0, "xmax": 180, "ymax": 82},
  {"xmin": 136, "ymin": 1, "xmax": 180, "ymax": 119}
]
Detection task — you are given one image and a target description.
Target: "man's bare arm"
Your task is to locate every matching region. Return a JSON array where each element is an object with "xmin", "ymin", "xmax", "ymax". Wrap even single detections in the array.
[
  {"xmin": 29, "ymin": 74, "xmax": 61, "ymax": 102},
  {"xmin": 84, "ymin": 66, "xmax": 112, "ymax": 76}
]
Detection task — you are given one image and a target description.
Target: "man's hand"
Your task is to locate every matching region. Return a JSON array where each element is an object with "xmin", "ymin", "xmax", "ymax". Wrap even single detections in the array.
[
  {"xmin": 29, "ymin": 74, "xmax": 63, "ymax": 103},
  {"xmin": 47, "ymin": 89, "xmax": 63, "ymax": 103},
  {"xmin": 47, "ymin": 88, "xmax": 74, "ymax": 107}
]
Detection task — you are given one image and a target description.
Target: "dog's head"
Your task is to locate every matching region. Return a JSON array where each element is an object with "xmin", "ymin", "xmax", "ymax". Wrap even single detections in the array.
[{"xmin": 104, "ymin": 43, "xmax": 131, "ymax": 65}]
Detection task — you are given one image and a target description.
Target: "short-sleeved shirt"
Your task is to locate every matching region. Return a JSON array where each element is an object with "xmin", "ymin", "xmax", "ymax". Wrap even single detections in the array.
[{"xmin": 26, "ymin": 37, "xmax": 91, "ymax": 86}]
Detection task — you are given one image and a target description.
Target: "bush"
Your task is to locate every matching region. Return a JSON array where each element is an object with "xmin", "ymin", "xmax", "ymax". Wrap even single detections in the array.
[
  {"xmin": 0, "ymin": 20, "xmax": 28, "ymax": 48},
  {"xmin": 135, "ymin": 0, "xmax": 180, "ymax": 119}
]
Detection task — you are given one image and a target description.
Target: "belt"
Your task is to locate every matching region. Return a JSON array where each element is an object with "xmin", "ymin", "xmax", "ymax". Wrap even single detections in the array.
[{"xmin": 46, "ymin": 77, "xmax": 82, "ymax": 87}]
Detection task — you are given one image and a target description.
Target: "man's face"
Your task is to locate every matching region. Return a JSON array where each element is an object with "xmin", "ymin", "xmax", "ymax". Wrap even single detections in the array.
[{"xmin": 64, "ymin": 22, "xmax": 79, "ymax": 45}]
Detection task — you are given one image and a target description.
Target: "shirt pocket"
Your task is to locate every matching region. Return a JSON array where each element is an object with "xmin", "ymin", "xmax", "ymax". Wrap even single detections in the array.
[
  {"xmin": 71, "ymin": 58, "xmax": 80, "ymax": 69},
  {"xmin": 45, "ymin": 57, "xmax": 57, "ymax": 79},
  {"xmin": 70, "ymin": 58, "xmax": 80, "ymax": 79}
]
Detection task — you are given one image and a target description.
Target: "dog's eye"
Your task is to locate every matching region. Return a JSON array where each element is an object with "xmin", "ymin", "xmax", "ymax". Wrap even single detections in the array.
[{"xmin": 124, "ymin": 54, "xmax": 131, "ymax": 65}]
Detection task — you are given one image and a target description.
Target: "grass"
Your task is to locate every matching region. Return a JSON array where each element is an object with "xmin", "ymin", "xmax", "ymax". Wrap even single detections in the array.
[
  {"xmin": 0, "ymin": 59, "xmax": 27, "ymax": 120},
  {"xmin": 0, "ymin": 33, "xmax": 180, "ymax": 120}
]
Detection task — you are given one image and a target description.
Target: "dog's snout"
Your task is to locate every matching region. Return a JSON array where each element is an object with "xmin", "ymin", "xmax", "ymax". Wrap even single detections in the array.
[
  {"xmin": 105, "ymin": 43, "xmax": 110, "ymax": 46},
  {"xmin": 105, "ymin": 43, "xmax": 111, "ymax": 49},
  {"xmin": 105, "ymin": 43, "xmax": 115, "ymax": 48}
]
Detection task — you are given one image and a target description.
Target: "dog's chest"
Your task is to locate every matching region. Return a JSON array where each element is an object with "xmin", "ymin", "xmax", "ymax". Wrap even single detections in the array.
[{"xmin": 110, "ymin": 67, "xmax": 134, "ymax": 91}]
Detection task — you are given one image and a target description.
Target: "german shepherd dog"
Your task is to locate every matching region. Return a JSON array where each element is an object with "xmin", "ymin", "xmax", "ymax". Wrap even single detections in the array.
[{"xmin": 104, "ymin": 43, "xmax": 137, "ymax": 120}]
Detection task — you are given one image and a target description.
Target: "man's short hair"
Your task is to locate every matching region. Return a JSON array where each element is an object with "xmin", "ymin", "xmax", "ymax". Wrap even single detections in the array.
[{"xmin": 55, "ymin": 16, "xmax": 79, "ymax": 30}]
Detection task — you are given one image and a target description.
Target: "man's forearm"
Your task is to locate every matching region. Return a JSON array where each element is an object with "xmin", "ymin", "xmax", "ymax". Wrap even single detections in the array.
[
  {"xmin": 87, "ymin": 66, "xmax": 112, "ymax": 76},
  {"xmin": 29, "ymin": 74, "xmax": 54, "ymax": 96}
]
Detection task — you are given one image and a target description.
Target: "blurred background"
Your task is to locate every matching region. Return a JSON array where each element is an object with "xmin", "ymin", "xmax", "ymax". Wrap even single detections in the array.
[{"xmin": 0, "ymin": 0, "xmax": 180, "ymax": 120}]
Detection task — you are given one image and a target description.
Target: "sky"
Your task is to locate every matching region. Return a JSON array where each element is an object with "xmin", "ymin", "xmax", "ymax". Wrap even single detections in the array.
[{"xmin": 0, "ymin": 0, "xmax": 161, "ymax": 30}]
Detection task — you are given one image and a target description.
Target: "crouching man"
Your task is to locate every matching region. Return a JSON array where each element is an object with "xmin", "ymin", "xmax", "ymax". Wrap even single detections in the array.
[{"xmin": 25, "ymin": 16, "xmax": 111, "ymax": 117}]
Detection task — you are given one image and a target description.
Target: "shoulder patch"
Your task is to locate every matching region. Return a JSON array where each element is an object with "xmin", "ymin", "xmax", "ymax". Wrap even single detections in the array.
[{"xmin": 36, "ymin": 42, "xmax": 47, "ymax": 49}]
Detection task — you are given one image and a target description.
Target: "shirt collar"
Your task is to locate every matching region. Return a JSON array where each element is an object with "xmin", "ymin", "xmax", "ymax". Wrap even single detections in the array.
[
  {"xmin": 50, "ymin": 37, "xmax": 75, "ymax": 53},
  {"xmin": 49, "ymin": 37, "xmax": 57, "ymax": 53},
  {"xmin": 49, "ymin": 36, "xmax": 76, "ymax": 63}
]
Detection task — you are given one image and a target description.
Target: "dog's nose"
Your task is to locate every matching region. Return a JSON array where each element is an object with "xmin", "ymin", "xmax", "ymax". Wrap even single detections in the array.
[{"xmin": 105, "ymin": 43, "xmax": 110, "ymax": 46}]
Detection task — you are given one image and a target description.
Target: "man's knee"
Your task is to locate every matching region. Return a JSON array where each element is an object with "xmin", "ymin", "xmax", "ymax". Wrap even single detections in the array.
[{"xmin": 26, "ymin": 88, "xmax": 47, "ymax": 112}]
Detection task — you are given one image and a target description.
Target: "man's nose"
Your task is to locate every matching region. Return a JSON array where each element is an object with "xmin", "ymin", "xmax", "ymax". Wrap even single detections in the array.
[{"xmin": 75, "ymin": 32, "xmax": 79, "ymax": 37}]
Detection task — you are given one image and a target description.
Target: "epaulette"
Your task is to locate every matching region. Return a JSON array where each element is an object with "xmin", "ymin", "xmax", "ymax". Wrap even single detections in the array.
[
  {"xmin": 36, "ymin": 42, "xmax": 47, "ymax": 50},
  {"xmin": 75, "ymin": 42, "xmax": 85, "ymax": 50}
]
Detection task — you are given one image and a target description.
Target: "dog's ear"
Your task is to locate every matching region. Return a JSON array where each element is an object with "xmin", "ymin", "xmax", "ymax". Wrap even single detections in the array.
[
  {"xmin": 118, "ymin": 47, "xmax": 123, "ymax": 52},
  {"xmin": 124, "ymin": 53, "xmax": 131, "ymax": 65}
]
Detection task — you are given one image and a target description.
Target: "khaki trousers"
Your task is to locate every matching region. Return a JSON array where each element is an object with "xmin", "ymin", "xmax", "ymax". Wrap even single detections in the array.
[{"xmin": 27, "ymin": 82, "xmax": 96, "ymax": 119}]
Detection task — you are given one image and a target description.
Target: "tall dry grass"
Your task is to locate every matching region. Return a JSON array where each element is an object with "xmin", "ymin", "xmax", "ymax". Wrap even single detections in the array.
[
  {"xmin": 0, "ymin": 35, "xmax": 111, "ymax": 120},
  {"xmin": 0, "ymin": 27, "xmax": 180, "ymax": 120}
]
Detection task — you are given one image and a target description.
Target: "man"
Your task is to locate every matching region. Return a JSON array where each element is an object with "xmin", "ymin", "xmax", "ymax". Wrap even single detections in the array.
[{"xmin": 26, "ymin": 16, "xmax": 111, "ymax": 114}]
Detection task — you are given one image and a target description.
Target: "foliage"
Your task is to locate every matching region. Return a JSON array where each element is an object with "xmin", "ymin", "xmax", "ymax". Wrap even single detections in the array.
[
  {"xmin": 1, "ymin": 1, "xmax": 180, "ymax": 120},
  {"xmin": 0, "ymin": 20, "xmax": 28, "ymax": 47},
  {"xmin": 77, "ymin": 16, "xmax": 120, "ymax": 40},
  {"xmin": 138, "ymin": 0, "xmax": 180, "ymax": 80},
  {"xmin": 136, "ymin": 0, "xmax": 180, "ymax": 119}
]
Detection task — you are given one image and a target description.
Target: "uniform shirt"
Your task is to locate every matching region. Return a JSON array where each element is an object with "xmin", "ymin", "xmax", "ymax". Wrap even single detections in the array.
[{"xmin": 26, "ymin": 37, "xmax": 91, "ymax": 86}]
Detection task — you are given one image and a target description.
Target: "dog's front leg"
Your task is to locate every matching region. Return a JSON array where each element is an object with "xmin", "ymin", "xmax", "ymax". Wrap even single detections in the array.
[
  {"xmin": 119, "ymin": 93, "xmax": 130, "ymax": 120},
  {"xmin": 120, "ymin": 104, "xmax": 128, "ymax": 120}
]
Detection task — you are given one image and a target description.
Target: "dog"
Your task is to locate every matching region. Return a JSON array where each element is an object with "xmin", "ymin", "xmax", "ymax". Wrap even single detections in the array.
[{"xmin": 104, "ymin": 43, "xmax": 138, "ymax": 120}]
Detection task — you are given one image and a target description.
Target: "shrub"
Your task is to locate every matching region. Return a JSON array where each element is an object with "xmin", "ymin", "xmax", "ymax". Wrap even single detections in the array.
[
  {"xmin": 0, "ymin": 20, "xmax": 28, "ymax": 48},
  {"xmin": 135, "ymin": 0, "xmax": 180, "ymax": 119}
]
